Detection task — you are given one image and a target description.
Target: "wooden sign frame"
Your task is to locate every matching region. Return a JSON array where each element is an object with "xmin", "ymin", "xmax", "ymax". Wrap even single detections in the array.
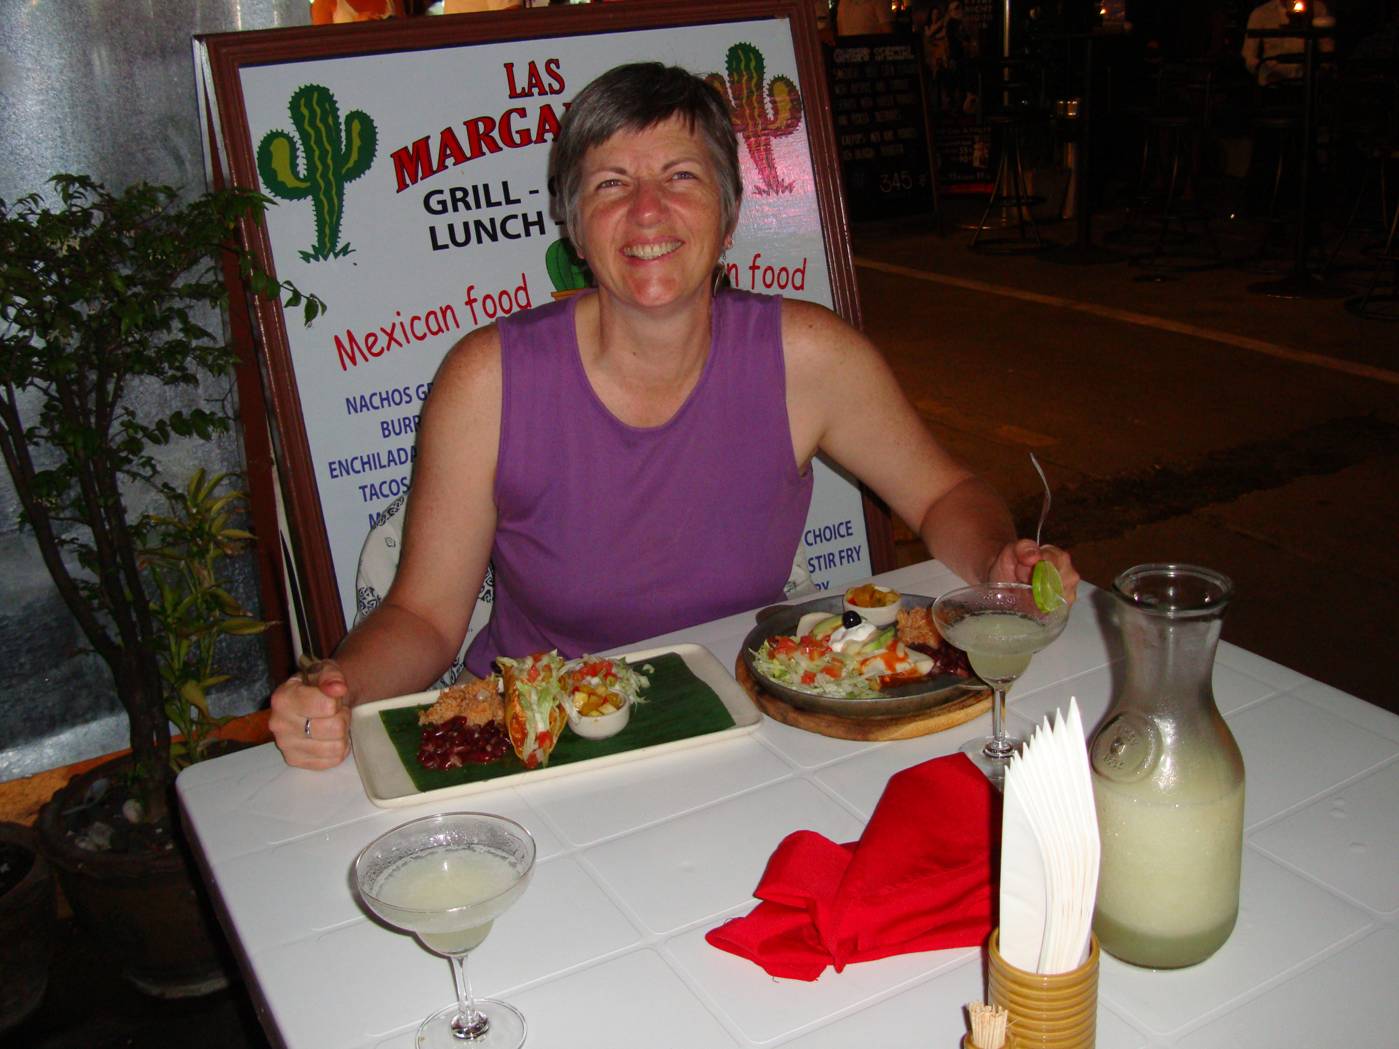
[{"xmin": 197, "ymin": 0, "xmax": 895, "ymax": 666}]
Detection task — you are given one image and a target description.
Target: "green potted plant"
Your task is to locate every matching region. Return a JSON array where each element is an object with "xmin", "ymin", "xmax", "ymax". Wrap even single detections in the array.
[{"xmin": 0, "ymin": 173, "xmax": 319, "ymax": 994}]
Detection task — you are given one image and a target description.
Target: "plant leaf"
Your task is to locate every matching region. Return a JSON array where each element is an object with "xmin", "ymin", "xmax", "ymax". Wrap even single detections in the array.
[{"xmin": 219, "ymin": 617, "xmax": 270, "ymax": 636}]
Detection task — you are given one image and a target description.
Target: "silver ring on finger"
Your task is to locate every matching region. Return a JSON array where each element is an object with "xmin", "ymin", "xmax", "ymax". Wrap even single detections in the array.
[{"xmin": 303, "ymin": 716, "xmax": 313, "ymax": 738}]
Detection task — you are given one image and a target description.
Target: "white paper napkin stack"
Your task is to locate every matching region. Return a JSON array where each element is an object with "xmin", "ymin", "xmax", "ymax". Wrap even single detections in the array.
[{"xmin": 998, "ymin": 697, "xmax": 1101, "ymax": 974}]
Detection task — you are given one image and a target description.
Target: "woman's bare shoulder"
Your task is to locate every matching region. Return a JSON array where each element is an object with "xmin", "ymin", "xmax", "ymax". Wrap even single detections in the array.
[
  {"xmin": 434, "ymin": 323, "xmax": 503, "ymax": 396},
  {"xmin": 412, "ymin": 324, "xmax": 504, "ymax": 458},
  {"xmin": 780, "ymin": 297, "xmax": 880, "ymax": 370}
]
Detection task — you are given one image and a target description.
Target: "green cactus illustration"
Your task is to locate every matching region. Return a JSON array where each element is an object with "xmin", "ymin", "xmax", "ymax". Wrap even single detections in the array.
[
  {"xmin": 545, "ymin": 238, "xmax": 591, "ymax": 294},
  {"xmin": 705, "ymin": 43, "xmax": 803, "ymax": 196},
  {"xmin": 257, "ymin": 84, "xmax": 377, "ymax": 262}
]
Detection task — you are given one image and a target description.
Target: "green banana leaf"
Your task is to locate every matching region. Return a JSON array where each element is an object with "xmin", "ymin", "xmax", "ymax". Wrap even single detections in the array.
[{"xmin": 380, "ymin": 652, "xmax": 737, "ymax": 793}]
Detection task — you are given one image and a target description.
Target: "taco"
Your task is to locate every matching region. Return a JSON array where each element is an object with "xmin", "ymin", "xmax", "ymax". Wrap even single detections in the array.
[{"xmin": 498, "ymin": 651, "xmax": 570, "ymax": 769}]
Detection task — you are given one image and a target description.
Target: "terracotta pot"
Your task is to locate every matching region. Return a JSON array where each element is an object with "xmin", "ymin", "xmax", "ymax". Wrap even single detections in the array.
[
  {"xmin": 35, "ymin": 756, "xmax": 233, "ymax": 998},
  {"xmin": 0, "ymin": 821, "xmax": 57, "ymax": 1032}
]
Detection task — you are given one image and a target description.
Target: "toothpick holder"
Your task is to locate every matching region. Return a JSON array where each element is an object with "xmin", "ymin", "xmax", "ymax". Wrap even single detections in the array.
[{"xmin": 986, "ymin": 928, "xmax": 1099, "ymax": 1049}]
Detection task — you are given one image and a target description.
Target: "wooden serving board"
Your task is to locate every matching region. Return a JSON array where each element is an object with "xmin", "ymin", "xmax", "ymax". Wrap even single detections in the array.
[{"xmin": 734, "ymin": 660, "xmax": 991, "ymax": 741}]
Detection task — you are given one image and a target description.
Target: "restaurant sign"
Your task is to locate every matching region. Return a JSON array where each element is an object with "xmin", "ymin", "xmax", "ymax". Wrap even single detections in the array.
[{"xmin": 197, "ymin": 1, "xmax": 890, "ymax": 661}]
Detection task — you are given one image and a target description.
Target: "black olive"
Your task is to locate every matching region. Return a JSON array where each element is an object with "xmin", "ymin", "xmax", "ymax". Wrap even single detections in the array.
[{"xmin": 842, "ymin": 610, "xmax": 862, "ymax": 628}]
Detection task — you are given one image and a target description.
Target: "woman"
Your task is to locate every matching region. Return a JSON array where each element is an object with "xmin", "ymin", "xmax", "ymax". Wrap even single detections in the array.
[{"xmin": 272, "ymin": 62, "xmax": 1078, "ymax": 769}]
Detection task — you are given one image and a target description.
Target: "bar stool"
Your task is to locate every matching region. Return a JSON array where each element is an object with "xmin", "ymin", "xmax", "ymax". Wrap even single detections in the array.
[
  {"xmin": 1326, "ymin": 61, "xmax": 1399, "ymax": 267},
  {"xmin": 1122, "ymin": 62, "xmax": 1221, "ymax": 269},
  {"xmin": 970, "ymin": 58, "xmax": 1051, "ymax": 251},
  {"xmin": 1328, "ymin": 137, "xmax": 1397, "ymax": 265},
  {"xmin": 1347, "ymin": 144, "xmax": 1399, "ymax": 320},
  {"xmin": 1248, "ymin": 100, "xmax": 1304, "ymax": 259}
]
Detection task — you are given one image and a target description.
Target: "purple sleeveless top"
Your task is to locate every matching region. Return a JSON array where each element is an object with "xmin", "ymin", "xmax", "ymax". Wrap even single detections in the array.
[{"xmin": 464, "ymin": 290, "xmax": 812, "ymax": 676}]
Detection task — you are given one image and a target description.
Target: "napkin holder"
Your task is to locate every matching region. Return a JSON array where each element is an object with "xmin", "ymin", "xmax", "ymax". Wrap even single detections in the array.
[{"xmin": 986, "ymin": 928, "xmax": 1098, "ymax": 1049}]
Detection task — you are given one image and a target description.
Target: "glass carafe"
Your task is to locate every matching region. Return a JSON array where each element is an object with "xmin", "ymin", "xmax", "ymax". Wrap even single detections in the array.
[{"xmin": 1090, "ymin": 564, "xmax": 1244, "ymax": 969}]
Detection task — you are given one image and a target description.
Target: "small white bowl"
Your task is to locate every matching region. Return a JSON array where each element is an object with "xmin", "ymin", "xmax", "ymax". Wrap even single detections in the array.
[
  {"xmin": 843, "ymin": 584, "xmax": 901, "ymax": 628},
  {"xmin": 566, "ymin": 695, "xmax": 630, "ymax": 740}
]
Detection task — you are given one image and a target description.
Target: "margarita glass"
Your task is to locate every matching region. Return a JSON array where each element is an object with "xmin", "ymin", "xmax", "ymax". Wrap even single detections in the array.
[
  {"xmin": 933, "ymin": 581, "xmax": 1069, "ymax": 783},
  {"xmin": 355, "ymin": 812, "xmax": 536, "ymax": 1048}
]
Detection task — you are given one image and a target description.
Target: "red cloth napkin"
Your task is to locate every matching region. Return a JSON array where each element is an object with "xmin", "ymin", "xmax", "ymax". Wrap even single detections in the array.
[{"xmin": 706, "ymin": 754, "xmax": 999, "ymax": 980}]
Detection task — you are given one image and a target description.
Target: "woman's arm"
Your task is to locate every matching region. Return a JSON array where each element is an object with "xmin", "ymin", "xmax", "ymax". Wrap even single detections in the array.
[
  {"xmin": 335, "ymin": 325, "xmax": 502, "ymax": 700},
  {"xmin": 268, "ymin": 325, "xmax": 503, "ymax": 768},
  {"xmin": 781, "ymin": 299, "xmax": 1078, "ymax": 593}
]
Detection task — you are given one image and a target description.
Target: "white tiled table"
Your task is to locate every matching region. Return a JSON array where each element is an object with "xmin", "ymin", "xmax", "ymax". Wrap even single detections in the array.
[{"xmin": 177, "ymin": 560, "xmax": 1399, "ymax": 1049}]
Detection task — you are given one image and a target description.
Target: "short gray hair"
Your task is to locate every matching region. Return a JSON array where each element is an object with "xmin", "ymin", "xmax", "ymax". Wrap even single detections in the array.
[{"xmin": 549, "ymin": 63, "xmax": 742, "ymax": 250}]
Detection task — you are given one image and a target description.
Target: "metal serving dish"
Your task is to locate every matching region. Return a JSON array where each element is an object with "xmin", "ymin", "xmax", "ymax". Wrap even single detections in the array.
[{"xmin": 739, "ymin": 593, "xmax": 984, "ymax": 718}]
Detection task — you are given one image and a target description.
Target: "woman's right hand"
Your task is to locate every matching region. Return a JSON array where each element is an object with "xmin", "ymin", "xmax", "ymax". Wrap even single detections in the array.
[
  {"xmin": 269, "ymin": 660, "xmax": 352, "ymax": 769},
  {"xmin": 265, "ymin": 323, "xmax": 500, "ymax": 772}
]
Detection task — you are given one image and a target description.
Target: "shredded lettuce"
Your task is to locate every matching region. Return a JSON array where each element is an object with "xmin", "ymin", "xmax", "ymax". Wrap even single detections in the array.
[
  {"xmin": 751, "ymin": 628, "xmax": 933, "ymax": 700},
  {"xmin": 750, "ymin": 637, "xmax": 883, "ymax": 699},
  {"xmin": 497, "ymin": 651, "xmax": 568, "ymax": 741}
]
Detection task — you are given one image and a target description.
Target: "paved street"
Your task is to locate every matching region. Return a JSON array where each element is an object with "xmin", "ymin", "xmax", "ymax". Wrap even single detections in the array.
[{"xmin": 855, "ymin": 202, "xmax": 1398, "ymax": 715}]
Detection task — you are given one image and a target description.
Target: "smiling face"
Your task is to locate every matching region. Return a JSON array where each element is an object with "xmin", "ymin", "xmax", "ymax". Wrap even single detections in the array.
[{"xmin": 573, "ymin": 116, "xmax": 731, "ymax": 314}]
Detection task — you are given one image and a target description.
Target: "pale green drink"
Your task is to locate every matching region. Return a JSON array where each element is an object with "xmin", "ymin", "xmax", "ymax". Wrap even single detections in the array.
[
  {"xmin": 373, "ymin": 846, "xmax": 527, "ymax": 956},
  {"xmin": 940, "ymin": 611, "xmax": 1055, "ymax": 684}
]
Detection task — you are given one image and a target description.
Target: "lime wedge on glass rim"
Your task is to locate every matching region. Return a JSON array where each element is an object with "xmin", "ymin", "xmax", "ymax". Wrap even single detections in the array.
[{"xmin": 1032, "ymin": 560, "xmax": 1066, "ymax": 612}]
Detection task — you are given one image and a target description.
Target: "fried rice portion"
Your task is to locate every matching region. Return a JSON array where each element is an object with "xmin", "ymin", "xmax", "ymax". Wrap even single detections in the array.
[
  {"xmin": 897, "ymin": 605, "xmax": 974, "ymax": 677},
  {"xmin": 418, "ymin": 675, "xmax": 504, "ymax": 727},
  {"xmin": 896, "ymin": 606, "xmax": 945, "ymax": 649}
]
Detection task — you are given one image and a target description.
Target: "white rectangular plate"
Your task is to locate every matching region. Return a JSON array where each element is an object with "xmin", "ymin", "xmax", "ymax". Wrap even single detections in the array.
[{"xmin": 350, "ymin": 643, "xmax": 761, "ymax": 807}]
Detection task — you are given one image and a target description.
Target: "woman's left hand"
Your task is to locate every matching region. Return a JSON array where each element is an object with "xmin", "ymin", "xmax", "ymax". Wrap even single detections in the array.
[{"xmin": 989, "ymin": 539, "xmax": 1081, "ymax": 605}]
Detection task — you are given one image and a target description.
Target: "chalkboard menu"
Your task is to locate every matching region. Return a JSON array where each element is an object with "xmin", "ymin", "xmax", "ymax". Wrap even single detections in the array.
[{"xmin": 828, "ymin": 34, "xmax": 937, "ymax": 222}]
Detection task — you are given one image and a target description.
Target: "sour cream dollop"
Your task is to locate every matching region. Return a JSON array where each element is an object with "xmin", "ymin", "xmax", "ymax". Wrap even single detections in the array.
[{"xmin": 828, "ymin": 621, "xmax": 880, "ymax": 653}]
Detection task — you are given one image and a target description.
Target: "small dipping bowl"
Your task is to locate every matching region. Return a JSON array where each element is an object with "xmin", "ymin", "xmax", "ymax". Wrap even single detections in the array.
[
  {"xmin": 844, "ymin": 584, "xmax": 901, "ymax": 628},
  {"xmin": 566, "ymin": 694, "xmax": 630, "ymax": 741}
]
